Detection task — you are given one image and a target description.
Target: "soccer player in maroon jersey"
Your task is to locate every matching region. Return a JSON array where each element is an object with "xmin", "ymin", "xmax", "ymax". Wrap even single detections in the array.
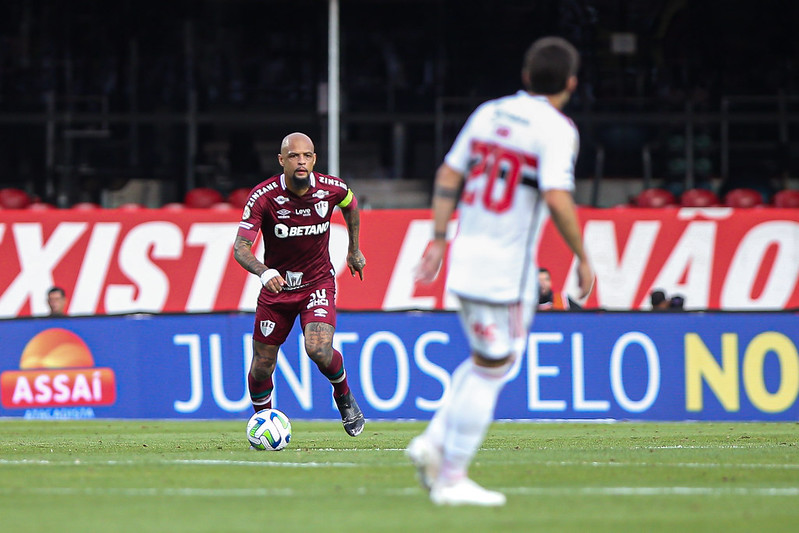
[{"xmin": 233, "ymin": 132, "xmax": 366, "ymax": 437}]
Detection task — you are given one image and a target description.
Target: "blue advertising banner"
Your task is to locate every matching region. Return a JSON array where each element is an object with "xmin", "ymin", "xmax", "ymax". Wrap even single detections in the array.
[{"xmin": 1, "ymin": 311, "xmax": 797, "ymax": 421}]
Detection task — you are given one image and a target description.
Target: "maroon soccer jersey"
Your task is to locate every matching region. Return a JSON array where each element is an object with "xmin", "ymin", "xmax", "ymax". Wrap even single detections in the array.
[{"xmin": 237, "ymin": 172, "xmax": 352, "ymax": 290}]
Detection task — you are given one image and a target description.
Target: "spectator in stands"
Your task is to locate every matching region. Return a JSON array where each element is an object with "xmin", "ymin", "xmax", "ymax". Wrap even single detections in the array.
[
  {"xmin": 650, "ymin": 289, "xmax": 670, "ymax": 310},
  {"xmin": 538, "ymin": 267, "xmax": 581, "ymax": 310},
  {"xmin": 47, "ymin": 287, "xmax": 68, "ymax": 316},
  {"xmin": 669, "ymin": 294, "xmax": 685, "ymax": 310}
]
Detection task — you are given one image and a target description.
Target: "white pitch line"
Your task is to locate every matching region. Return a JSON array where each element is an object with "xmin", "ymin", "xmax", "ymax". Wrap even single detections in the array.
[
  {"xmin": 0, "ymin": 486, "xmax": 797, "ymax": 498},
  {"xmin": 2, "ymin": 457, "xmax": 799, "ymax": 471},
  {"xmin": 535, "ymin": 460, "xmax": 799, "ymax": 470},
  {"xmin": 0, "ymin": 458, "xmax": 360, "ymax": 467},
  {"xmin": 504, "ymin": 487, "xmax": 799, "ymax": 497}
]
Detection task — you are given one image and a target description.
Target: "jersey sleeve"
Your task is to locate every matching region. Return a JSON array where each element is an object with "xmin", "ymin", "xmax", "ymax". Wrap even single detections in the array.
[
  {"xmin": 444, "ymin": 102, "xmax": 491, "ymax": 174},
  {"xmin": 236, "ymin": 187, "xmax": 262, "ymax": 242},
  {"xmin": 336, "ymin": 187, "xmax": 357, "ymax": 210},
  {"xmin": 538, "ymin": 120, "xmax": 579, "ymax": 192}
]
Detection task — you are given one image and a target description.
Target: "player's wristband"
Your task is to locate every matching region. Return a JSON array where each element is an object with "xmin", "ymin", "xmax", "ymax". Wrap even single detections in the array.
[{"xmin": 260, "ymin": 269, "xmax": 280, "ymax": 286}]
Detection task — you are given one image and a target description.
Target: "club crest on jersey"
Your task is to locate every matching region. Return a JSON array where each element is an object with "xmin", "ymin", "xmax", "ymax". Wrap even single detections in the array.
[
  {"xmin": 260, "ymin": 320, "xmax": 276, "ymax": 337},
  {"xmin": 314, "ymin": 200, "xmax": 329, "ymax": 217},
  {"xmin": 286, "ymin": 271, "xmax": 304, "ymax": 288}
]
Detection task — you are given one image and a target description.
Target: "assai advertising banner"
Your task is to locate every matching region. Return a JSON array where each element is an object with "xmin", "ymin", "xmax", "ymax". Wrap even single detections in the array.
[
  {"xmin": 1, "ymin": 207, "xmax": 798, "ymax": 318},
  {"xmin": 1, "ymin": 311, "xmax": 796, "ymax": 421}
]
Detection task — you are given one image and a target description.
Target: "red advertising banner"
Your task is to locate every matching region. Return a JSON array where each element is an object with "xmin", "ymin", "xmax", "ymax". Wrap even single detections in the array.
[{"xmin": 1, "ymin": 206, "xmax": 798, "ymax": 317}]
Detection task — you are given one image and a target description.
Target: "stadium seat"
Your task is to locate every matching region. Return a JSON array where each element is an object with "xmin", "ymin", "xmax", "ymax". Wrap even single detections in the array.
[
  {"xmin": 117, "ymin": 203, "xmax": 146, "ymax": 210},
  {"xmin": 633, "ymin": 188, "xmax": 676, "ymax": 208},
  {"xmin": 227, "ymin": 187, "xmax": 251, "ymax": 209},
  {"xmin": 0, "ymin": 188, "xmax": 33, "ymax": 209},
  {"xmin": 724, "ymin": 188, "xmax": 764, "ymax": 208},
  {"xmin": 162, "ymin": 202, "xmax": 186, "ymax": 210},
  {"xmin": 772, "ymin": 189, "xmax": 799, "ymax": 208},
  {"xmin": 680, "ymin": 188, "xmax": 719, "ymax": 207},
  {"xmin": 28, "ymin": 202, "xmax": 56, "ymax": 210},
  {"xmin": 184, "ymin": 187, "xmax": 224, "ymax": 208},
  {"xmin": 72, "ymin": 202, "xmax": 102, "ymax": 210}
]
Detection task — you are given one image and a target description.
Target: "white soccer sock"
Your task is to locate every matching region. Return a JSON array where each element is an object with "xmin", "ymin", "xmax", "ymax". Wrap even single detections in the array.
[
  {"xmin": 438, "ymin": 360, "xmax": 508, "ymax": 483},
  {"xmin": 422, "ymin": 358, "xmax": 472, "ymax": 448}
]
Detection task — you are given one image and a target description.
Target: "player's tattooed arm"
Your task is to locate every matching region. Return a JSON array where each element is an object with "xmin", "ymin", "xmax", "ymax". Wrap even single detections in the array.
[
  {"xmin": 430, "ymin": 163, "xmax": 463, "ymax": 241},
  {"xmin": 433, "ymin": 183, "xmax": 460, "ymax": 199},
  {"xmin": 341, "ymin": 206, "xmax": 361, "ymax": 253},
  {"xmin": 341, "ymin": 205, "xmax": 366, "ymax": 280},
  {"xmin": 233, "ymin": 235, "xmax": 267, "ymax": 276}
]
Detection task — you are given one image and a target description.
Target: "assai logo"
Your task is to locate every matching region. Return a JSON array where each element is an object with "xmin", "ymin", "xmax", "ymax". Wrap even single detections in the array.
[{"xmin": 0, "ymin": 328, "xmax": 117, "ymax": 411}]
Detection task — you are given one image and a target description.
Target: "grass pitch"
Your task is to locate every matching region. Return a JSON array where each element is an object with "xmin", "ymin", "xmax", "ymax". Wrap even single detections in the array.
[{"xmin": 1, "ymin": 419, "xmax": 797, "ymax": 532}]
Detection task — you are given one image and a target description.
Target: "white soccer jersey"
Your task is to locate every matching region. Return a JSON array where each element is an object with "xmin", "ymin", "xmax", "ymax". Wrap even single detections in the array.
[{"xmin": 444, "ymin": 90, "xmax": 579, "ymax": 303}]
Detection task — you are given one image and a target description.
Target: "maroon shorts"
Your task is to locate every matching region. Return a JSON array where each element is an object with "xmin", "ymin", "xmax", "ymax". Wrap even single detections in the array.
[{"xmin": 252, "ymin": 277, "xmax": 337, "ymax": 345}]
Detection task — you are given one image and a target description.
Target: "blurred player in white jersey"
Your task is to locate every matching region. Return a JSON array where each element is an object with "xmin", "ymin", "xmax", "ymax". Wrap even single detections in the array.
[{"xmin": 407, "ymin": 36, "xmax": 594, "ymax": 506}]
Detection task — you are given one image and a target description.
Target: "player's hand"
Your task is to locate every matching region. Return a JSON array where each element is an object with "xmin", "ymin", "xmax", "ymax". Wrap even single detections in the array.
[
  {"xmin": 576, "ymin": 260, "xmax": 594, "ymax": 300},
  {"xmin": 347, "ymin": 249, "xmax": 366, "ymax": 280},
  {"xmin": 415, "ymin": 240, "xmax": 446, "ymax": 284},
  {"xmin": 260, "ymin": 269, "xmax": 286, "ymax": 293}
]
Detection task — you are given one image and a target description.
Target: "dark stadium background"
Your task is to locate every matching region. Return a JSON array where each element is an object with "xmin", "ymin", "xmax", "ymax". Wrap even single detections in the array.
[{"xmin": 1, "ymin": 0, "xmax": 797, "ymax": 207}]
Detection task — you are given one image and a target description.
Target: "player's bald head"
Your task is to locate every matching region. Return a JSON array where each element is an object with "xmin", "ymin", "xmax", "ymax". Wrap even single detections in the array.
[{"xmin": 280, "ymin": 132, "xmax": 314, "ymax": 155}]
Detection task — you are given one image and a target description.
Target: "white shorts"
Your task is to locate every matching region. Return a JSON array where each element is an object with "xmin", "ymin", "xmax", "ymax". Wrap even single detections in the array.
[{"xmin": 456, "ymin": 297, "xmax": 535, "ymax": 360}]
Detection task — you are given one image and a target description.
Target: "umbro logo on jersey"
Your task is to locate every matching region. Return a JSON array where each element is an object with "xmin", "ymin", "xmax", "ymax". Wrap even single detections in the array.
[{"xmin": 277, "ymin": 208, "xmax": 291, "ymax": 219}]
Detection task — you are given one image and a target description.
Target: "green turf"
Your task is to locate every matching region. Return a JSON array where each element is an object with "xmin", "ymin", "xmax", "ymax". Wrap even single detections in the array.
[{"xmin": 1, "ymin": 419, "xmax": 797, "ymax": 532}]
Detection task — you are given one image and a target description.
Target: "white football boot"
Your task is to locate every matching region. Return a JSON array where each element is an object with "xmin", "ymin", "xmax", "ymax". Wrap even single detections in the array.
[
  {"xmin": 430, "ymin": 477, "xmax": 507, "ymax": 507},
  {"xmin": 405, "ymin": 435, "xmax": 442, "ymax": 492}
]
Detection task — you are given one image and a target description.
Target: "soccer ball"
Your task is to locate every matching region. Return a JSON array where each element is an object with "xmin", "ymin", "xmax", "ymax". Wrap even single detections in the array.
[{"xmin": 246, "ymin": 408, "xmax": 292, "ymax": 451}]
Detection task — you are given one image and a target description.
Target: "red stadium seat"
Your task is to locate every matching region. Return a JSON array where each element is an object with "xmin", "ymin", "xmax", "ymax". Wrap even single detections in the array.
[
  {"xmin": 680, "ymin": 188, "xmax": 719, "ymax": 207},
  {"xmin": 772, "ymin": 189, "xmax": 799, "ymax": 208},
  {"xmin": 227, "ymin": 187, "xmax": 251, "ymax": 209},
  {"xmin": 0, "ymin": 188, "xmax": 33, "ymax": 209},
  {"xmin": 117, "ymin": 203, "xmax": 146, "ymax": 210},
  {"xmin": 27, "ymin": 202, "xmax": 56, "ymax": 210},
  {"xmin": 724, "ymin": 188, "xmax": 764, "ymax": 208},
  {"xmin": 72, "ymin": 202, "xmax": 102, "ymax": 210},
  {"xmin": 633, "ymin": 188, "xmax": 676, "ymax": 208},
  {"xmin": 184, "ymin": 187, "xmax": 224, "ymax": 208}
]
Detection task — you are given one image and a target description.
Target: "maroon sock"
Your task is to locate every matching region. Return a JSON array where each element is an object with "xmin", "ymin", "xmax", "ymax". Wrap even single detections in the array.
[
  {"xmin": 248, "ymin": 372, "xmax": 273, "ymax": 412},
  {"xmin": 317, "ymin": 349, "xmax": 350, "ymax": 398}
]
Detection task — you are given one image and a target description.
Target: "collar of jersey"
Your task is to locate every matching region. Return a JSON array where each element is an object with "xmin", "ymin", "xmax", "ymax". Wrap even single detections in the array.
[
  {"xmin": 518, "ymin": 90, "xmax": 550, "ymax": 104},
  {"xmin": 279, "ymin": 172, "xmax": 316, "ymax": 190}
]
